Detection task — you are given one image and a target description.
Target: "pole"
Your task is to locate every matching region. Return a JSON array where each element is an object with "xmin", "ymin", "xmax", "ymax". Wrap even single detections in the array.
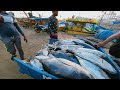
[
  {"xmin": 98, "ymin": 11, "xmax": 107, "ymax": 26},
  {"xmin": 23, "ymin": 11, "xmax": 30, "ymax": 19}
]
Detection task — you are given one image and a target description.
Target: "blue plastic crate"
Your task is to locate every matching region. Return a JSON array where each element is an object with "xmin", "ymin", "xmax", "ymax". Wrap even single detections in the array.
[{"xmin": 13, "ymin": 57, "xmax": 59, "ymax": 79}]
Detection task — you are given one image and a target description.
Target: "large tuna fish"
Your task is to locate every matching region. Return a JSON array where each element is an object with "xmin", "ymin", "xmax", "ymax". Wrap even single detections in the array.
[
  {"xmin": 72, "ymin": 39, "xmax": 96, "ymax": 50},
  {"xmin": 57, "ymin": 45, "xmax": 83, "ymax": 51},
  {"xmin": 55, "ymin": 39, "xmax": 96, "ymax": 49},
  {"xmin": 56, "ymin": 40, "xmax": 76, "ymax": 45},
  {"xmin": 79, "ymin": 38, "xmax": 97, "ymax": 49},
  {"xmin": 30, "ymin": 59, "xmax": 44, "ymax": 71},
  {"xmin": 34, "ymin": 55, "xmax": 94, "ymax": 79},
  {"xmin": 36, "ymin": 48, "xmax": 49, "ymax": 56},
  {"xmin": 70, "ymin": 48, "xmax": 108, "ymax": 60},
  {"xmin": 75, "ymin": 56, "xmax": 110, "ymax": 79},
  {"xmin": 51, "ymin": 50, "xmax": 80, "ymax": 64},
  {"xmin": 67, "ymin": 50, "xmax": 117, "ymax": 75}
]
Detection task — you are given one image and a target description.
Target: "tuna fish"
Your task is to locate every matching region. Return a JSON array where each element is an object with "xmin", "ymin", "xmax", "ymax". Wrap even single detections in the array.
[
  {"xmin": 57, "ymin": 45, "xmax": 83, "ymax": 51},
  {"xmin": 34, "ymin": 55, "xmax": 50, "ymax": 60},
  {"xmin": 67, "ymin": 50, "xmax": 117, "ymax": 75},
  {"xmin": 54, "ymin": 39, "xmax": 96, "ymax": 50},
  {"xmin": 75, "ymin": 56, "xmax": 110, "ymax": 79},
  {"xmin": 56, "ymin": 40, "xmax": 76, "ymax": 45},
  {"xmin": 79, "ymin": 38, "xmax": 97, "ymax": 48},
  {"xmin": 30, "ymin": 59, "xmax": 44, "ymax": 71},
  {"xmin": 34, "ymin": 55, "xmax": 94, "ymax": 79},
  {"xmin": 51, "ymin": 50, "xmax": 80, "ymax": 64},
  {"xmin": 36, "ymin": 48, "xmax": 49, "ymax": 56},
  {"xmin": 70, "ymin": 48, "xmax": 108, "ymax": 60},
  {"xmin": 72, "ymin": 39, "xmax": 96, "ymax": 50}
]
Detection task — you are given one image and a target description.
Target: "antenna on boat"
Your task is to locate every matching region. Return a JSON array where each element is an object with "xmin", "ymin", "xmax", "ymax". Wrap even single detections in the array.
[{"xmin": 98, "ymin": 11, "xmax": 107, "ymax": 26}]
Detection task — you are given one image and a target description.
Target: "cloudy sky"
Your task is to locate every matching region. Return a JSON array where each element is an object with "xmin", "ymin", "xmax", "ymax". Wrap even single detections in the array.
[{"xmin": 9, "ymin": 11, "xmax": 120, "ymax": 20}]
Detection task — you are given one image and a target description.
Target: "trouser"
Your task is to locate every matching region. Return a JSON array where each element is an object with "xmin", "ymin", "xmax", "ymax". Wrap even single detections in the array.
[
  {"xmin": 109, "ymin": 42, "xmax": 120, "ymax": 58},
  {"xmin": 5, "ymin": 36, "xmax": 24, "ymax": 60}
]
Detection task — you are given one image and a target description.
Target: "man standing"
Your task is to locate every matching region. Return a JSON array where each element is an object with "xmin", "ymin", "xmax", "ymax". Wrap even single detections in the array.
[
  {"xmin": 48, "ymin": 11, "xmax": 58, "ymax": 40},
  {"xmin": 0, "ymin": 11, "xmax": 28, "ymax": 61}
]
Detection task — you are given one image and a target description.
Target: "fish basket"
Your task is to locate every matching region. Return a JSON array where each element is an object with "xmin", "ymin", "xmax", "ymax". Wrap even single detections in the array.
[{"xmin": 13, "ymin": 57, "xmax": 59, "ymax": 79}]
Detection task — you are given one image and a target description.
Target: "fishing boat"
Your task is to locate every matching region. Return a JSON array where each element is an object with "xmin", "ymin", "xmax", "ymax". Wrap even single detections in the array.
[{"xmin": 66, "ymin": 18, "xmax": 98, "ymax": 35}]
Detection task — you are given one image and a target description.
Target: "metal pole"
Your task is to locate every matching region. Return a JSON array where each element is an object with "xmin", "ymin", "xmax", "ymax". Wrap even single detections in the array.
[{"xmin": 98, "ymin": 11, "xmax": 106, "ymax": 26}]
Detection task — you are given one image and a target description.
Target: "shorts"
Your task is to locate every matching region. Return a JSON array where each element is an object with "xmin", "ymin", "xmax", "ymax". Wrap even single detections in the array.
[{"xmin": 50, "ymin": 33, "xmax": 58, "ymax": 39}]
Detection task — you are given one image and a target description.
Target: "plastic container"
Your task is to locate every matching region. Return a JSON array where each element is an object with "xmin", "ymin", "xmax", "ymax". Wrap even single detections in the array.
[{"xmin": 13, "ymin": 57, "xmax": 59, "ymax": 79}]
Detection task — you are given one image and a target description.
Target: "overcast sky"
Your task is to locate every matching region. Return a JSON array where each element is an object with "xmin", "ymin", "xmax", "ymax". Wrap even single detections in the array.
[{"xmin": 9, "ymin": 11, "xmax": 120, "ymax": 20}]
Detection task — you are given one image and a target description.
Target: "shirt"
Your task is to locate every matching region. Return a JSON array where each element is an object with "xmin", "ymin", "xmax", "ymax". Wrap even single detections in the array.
[
  {"xmin": 0, "ymin": 12, "xmax": 24, "ymax": 44},
  {"xmin": 48, "ymin": 15, "xmax": 58, "ymax": 34}
]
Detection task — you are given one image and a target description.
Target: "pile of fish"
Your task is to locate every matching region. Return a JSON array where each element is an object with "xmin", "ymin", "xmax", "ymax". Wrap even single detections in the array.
[{"xmin": 29, "ymin": 39, "xmax": 119, "ymax": 79}]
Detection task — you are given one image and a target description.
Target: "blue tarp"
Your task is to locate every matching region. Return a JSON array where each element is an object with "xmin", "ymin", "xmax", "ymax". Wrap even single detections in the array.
[
  {"xmin": 60, "ymin": 22, "xmax": 67, "ymax": 24},
  {"xmin": 30, "ymin": 18, "xmax": 49, "ymax": 21},
  {"xmin": 95, "ymin": 27, "xmax": 117, "ymax": 42},
  {"xmin": 112, "ymin": 21, "xmax": 120, "ymax": 25}
]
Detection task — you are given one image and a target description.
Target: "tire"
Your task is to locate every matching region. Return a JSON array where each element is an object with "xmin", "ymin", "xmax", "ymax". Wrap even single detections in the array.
[{"xmin": 35, "ymin": 29, "xmax": 40, "ymax": 33}]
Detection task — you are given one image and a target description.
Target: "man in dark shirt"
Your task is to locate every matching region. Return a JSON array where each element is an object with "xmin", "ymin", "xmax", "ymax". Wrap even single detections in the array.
[
  {"xmin": 0, "ymin": 11, "xmax": 28, "ymax": 61},
  {"xmin": 48, "ymin": 11, "xmax": 58, "ymax": 40}
]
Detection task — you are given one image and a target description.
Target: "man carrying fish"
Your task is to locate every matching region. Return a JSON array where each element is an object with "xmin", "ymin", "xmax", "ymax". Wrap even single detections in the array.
[
  {"xmin": 0, "ymin": 11, "xmax": 28, "ymax": 62},
  {"xmin": 48, "ymin": 11, "xmax": 58, "ymax": 41},
  {"xmin": 97, "ymin": 31, "xmax": 120, "ymax": 58}
]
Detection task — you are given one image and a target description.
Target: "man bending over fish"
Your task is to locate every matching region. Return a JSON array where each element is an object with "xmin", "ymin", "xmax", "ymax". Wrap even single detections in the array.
[
  {"xmin": 97, "ymin": 31, "xmax": 120, "ymax": 58},
  {"xmin": 0, "ymin": 11, "xmax": 28, "ymax": 62}
]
